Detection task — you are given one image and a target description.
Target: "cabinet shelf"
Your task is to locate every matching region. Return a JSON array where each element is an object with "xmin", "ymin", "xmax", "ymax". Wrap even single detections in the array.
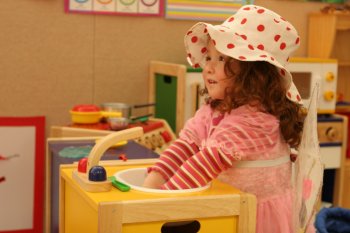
[
  {"xmin": 308, "ymin": 13, "xmax": 350, "ymax": 59},
  {"xmin": 339, "ymin": 61, "xmax": 350, "ymax": 67},
  {"xmin": 346, "ymin": 159, "xmax": 350, "ymax": 167},
  {"xmin": 308, "ymin": 12, "xmax": 350, "ymax": 102}
]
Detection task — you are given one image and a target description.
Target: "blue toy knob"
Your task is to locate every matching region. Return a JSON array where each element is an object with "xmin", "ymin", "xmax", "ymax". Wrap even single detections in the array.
[{"xmin": 88, "ymin": 166, "xmax": 107, "ymax": 182}]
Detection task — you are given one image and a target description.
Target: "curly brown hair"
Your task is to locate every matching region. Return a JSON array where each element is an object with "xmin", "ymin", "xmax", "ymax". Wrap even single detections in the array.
[{"xmin": 203, "ymin": 58, "xmax": 305, "ymax": 148}]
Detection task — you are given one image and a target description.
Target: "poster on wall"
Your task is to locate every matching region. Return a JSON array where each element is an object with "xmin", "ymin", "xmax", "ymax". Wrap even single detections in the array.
[
  {"xmin": 166, "ymin": 0, "xmax": 254, "ymax": 21},
  {"xmin": 65, "ymin": 0, "xmax": 164, "ymax": 17},
  {"xmin": 0, "ymin": 117, "xmax": 45, "ymax": 233}
]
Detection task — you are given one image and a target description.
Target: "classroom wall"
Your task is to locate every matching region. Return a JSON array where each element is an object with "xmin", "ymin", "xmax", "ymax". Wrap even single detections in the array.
[{"xmin": 0, "ymin": 0, "xmax": 329, "ymax": 133}]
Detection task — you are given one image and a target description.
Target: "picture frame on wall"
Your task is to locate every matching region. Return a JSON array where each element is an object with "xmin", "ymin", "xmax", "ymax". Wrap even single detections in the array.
[
  {"xmin": 65, "ymin": 0, "xmax": 165, "ymax": 17},
  {"xmin": 0, "ymin": 117, "xmax": 45, "ymax": 233},
  {"xmin": 165, "ymin": 0, "xmax": 254, "ymax": 21}
]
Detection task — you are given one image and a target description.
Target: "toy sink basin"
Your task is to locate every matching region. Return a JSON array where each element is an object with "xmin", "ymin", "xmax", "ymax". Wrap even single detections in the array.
[{"xmin": 113, "ymin": 168, "xmax": 211, "ymax": 194}]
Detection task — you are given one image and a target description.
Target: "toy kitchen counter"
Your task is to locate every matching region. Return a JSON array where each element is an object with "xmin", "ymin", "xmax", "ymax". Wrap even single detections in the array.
[
  {"xmin": 60, "ymin": 162, "xmax": 256, "ymax": 233},
  {"xmin": 50, "ymin": 118, "xmax": 177, "ymax": 155},
  {"xmin": 58, "ymin": 127, "xmax": 257, "ymax": 233}
]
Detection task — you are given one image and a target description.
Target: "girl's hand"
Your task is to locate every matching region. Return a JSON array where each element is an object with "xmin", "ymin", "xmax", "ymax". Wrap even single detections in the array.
[{"xmin": 143, "ymin": 171, "xmax": 166, "ymax": 189}]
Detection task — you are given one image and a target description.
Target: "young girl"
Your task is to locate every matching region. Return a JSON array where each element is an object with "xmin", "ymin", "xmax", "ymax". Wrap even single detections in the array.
[{"xmin": 144, "ymin": 5, "xmax": 305, "ymax": 233}]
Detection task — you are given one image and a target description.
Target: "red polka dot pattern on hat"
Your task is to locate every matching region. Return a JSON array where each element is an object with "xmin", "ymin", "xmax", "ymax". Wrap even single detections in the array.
[
  {"xmin": 274, "ymin": 35, "xmax": 281, "ymax": 42},
  {"xmin": 297, "ymin": 95, "xmax": 301, "ymax": 102},
  {"xmin": 257, "ymin": 44, "xmax": 264, "ymax": 50},
  {"xmin": 240, "ymin": 35, "xmax": 247, "ymax": 40},
  {"xmin": 257, "ymin": 25, "xmax": 265, "ymax": 31},
  {"xmin": 287, "ymin": 92, "xmax": 292, "ymax": 98},
  {"xmin": 227, "ymin": 43, "xmax": 235, "ymax": 49},
  {"xmin": 184, "ymin": 5, "xmax": 301, "ymax": 104},
  {"xmin": 280, "ymin": 69, "xmax": 286, "ymax": 76},
  {"xmin": 280, "ymin": 42, "xmax": 286, "ymax": 50}
]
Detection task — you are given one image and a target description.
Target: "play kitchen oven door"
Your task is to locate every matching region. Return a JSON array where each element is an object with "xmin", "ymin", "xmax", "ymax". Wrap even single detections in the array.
[
  {"xmin": 317, "ymin": 115, "xmax": 344, "ymax": 206},
  {"xmin": 286, "ymin": 57, "xmax": 338, "ymax": 114}
]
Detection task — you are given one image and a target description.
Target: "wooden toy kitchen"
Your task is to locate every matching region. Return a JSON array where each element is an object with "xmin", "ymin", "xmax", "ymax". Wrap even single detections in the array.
[
  {"xmin": 49, "ymin": 103, "xmax": 256, "ymax": 233},
  {"xmin": 53, "ymin": 53, "xmax": 349, "ymax": 233},
  {"xmin": 58, "ymin": 127, "xmax": 257, "ymax": 233}
]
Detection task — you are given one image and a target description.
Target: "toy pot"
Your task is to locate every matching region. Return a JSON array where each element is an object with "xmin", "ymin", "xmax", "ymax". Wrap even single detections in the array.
[
  {"xmin": 101, "ymin": 102, "xmax": 155, "ymax": 119},
  {"xmin": 70, "ymin": 104, "xmax": 121, "ymax": 124}
]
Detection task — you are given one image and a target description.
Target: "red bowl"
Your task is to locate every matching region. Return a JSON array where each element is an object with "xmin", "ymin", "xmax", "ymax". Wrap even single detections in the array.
[{"xmin": 72, "ymin": 104, "xmax": 100, "ymax": 112}]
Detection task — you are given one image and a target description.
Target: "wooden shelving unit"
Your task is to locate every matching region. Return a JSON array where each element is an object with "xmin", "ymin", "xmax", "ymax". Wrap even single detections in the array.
[
  {"xmin": 308, "ymin": 12, "xmax": 350, "ymax": 102},
  {"xmin": 308, "ymin": 13, "xmax": 350, "ymax": 58},
  {"xmin": 308, "ymin": 12, "xmax": 350, "ymax": 208}
]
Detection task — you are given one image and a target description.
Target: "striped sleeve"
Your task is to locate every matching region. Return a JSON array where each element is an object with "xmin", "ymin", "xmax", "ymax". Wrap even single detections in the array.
[
  {"xmin": 148, "ymin": 138, "xmax": 199, "ymax": 181},
  {"xmin": 160, "ymin": 147, "xmax": 233, "ymax": 190}
]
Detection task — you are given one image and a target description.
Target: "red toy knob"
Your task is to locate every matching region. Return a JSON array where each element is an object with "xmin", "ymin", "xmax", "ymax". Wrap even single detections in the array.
[
  {"xmin": 78, "ymin": 157, "xmax": 88, "ymax": 173},
  {"xmin": 161, "ymin": 131, "xmax": 172, "ymax": 143}
]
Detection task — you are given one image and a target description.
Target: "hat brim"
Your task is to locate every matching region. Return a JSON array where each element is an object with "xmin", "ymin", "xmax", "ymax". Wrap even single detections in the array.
[{"xmin": 184, "ymin": 22, "xmax": 303, "ymax": 105}]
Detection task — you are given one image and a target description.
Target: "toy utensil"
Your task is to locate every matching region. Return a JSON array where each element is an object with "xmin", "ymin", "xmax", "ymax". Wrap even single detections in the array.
[
  {"xmin": 108, "ymin": 176, "xmax": 130, "ymax": 192},
  {"xmin": 130, "ymin": 113, "xmax": 153, "ymax": 123}
]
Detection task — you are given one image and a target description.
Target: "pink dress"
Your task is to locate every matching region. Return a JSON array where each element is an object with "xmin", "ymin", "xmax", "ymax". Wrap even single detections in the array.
[
  {"xmin": 151, "ymin": 104, "xmax": 294, "ymax": 233},
  {"xmin": 181, "ymin": 104, "xmax": 293, "ymax": 233}
]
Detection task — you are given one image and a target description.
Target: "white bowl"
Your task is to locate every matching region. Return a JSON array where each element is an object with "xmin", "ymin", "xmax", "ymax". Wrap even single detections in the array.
[
  {"xmin": 107, "ymin": 117, "xmax": 129, "ymax": 130},
  {"xmin": 113, "ymin": 168, "xmax": 211, "ymax": 194}
]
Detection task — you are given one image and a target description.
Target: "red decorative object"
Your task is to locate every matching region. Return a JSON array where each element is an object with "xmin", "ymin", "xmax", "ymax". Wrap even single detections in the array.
[
  {"xmin": 161, "ymin": 131, "xmax": 172, "ymax": 143},
  {"xmin": 78, "ymin": 158, "xmax": 88, "ymax": 173},
  {"xmin": 72, "ymin": 104, "xmax": 100, "ymax": 112},
  {"xmin": 0, "ymin": 117, "xmax": 45, "ymax": 233},
  {"xmin": 118, "ymin": 154, "xmax": 128, "ymax": 161}
]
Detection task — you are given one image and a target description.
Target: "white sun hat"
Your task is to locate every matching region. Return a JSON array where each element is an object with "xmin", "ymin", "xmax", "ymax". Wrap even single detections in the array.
[{"xmin": 184, "ymin": 5, "xmax": 302, "ymax": 104}]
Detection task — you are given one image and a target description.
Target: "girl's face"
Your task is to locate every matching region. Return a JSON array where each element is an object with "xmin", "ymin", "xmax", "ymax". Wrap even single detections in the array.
[{"xmin": 202, "ymin": 40, "xmax": 240, "ymax": 100}]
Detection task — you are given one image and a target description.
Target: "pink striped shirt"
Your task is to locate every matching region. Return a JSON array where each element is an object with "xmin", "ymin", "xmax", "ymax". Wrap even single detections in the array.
[{"xmin": 150, "ymin": 104, "xmax": 286, "ymax": 188}]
